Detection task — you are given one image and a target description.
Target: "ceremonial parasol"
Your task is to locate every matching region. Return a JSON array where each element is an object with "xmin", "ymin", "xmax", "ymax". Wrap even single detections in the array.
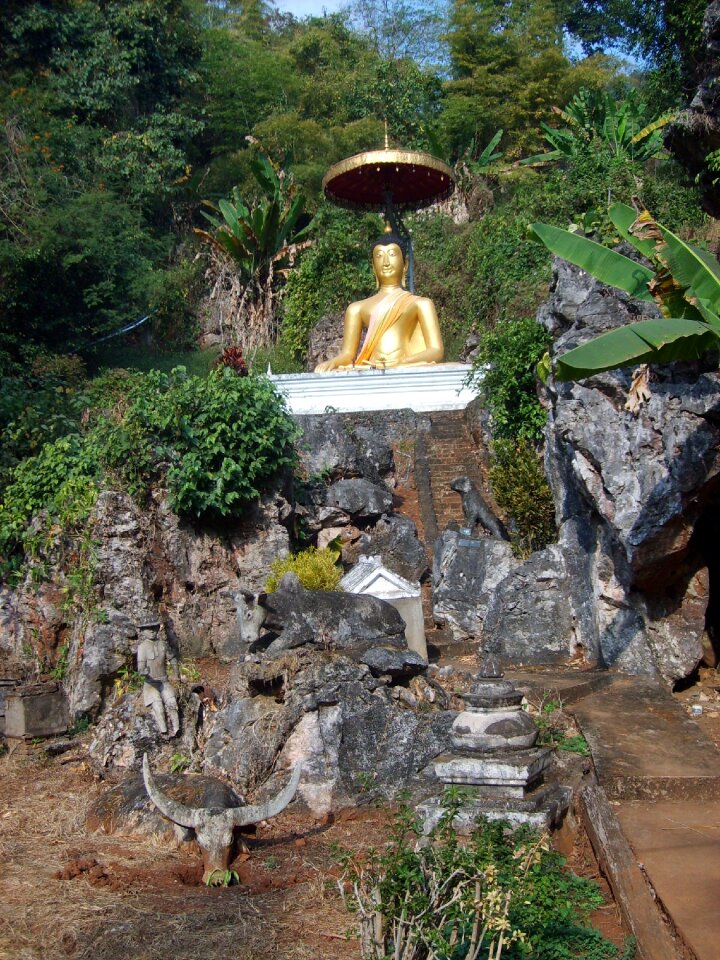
[{"xmin": 322, "ymin": 135, "xmax": 455, "ymax": 291}]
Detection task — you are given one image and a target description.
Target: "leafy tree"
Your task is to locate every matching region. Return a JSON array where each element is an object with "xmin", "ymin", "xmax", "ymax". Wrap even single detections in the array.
[
  {"xmin": 559, "ymin": 0, "xmax": 707, "ymax": 107},
  {"xmin": 443, "ymin": 0, "xmax": 617, "ymax": 156},
  {"xmin": 346, "ymin": 0, "xmax": 449, "ymax": 68},
  {"xmin": 0, "ymin": 0, "xmax": 205, "ymax": 355}
]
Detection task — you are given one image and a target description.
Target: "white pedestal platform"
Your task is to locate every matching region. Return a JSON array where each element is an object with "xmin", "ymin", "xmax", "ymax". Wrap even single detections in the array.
[{"xmin": 270, "ymin": 363, "xmax": 475, "ymax": 415}]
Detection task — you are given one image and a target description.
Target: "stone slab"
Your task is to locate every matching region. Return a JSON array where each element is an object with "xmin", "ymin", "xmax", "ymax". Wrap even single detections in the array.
[
  {"xmin": 0, "ymin": 679, "xmax": 17, "ymax": 735},
  {"xmin": 432, "ymin": 747, "xmax": 552, "ymax": 787},
  {"xmin": 579, "ymin": 786, "xmax": 684, "ymax": 960},
  {"xmin": 418, "ymin": 783, "xmax": 571, "ymax": 834},
  {"xmin": 508, "ymin": 668, "xmax": 616, "ymax": 706},
  {"xmin": 4, "ymin": 683, "xmax": 69, "ymax": 739},
  {"xmin": 616, "ymin": 798, "xmax": 720, "ymax": 960},
  {"xmin": 271, "ymin": 364, "xmax": 475, "ymax": 414},
  {"xmin": 570, "ymin": 676, "xmax": 720, "ymax": 800}
]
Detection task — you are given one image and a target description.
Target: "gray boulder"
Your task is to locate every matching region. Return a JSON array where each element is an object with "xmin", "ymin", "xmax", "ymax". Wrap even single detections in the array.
[
  {"xmin": 358, "ymin": 645, "xmax": 428, "ymax": 679},
  {"xmin": 344, "ymin": 513, "xmax": 429, "ymax": 582},
  {"xmin": 432, "ymin": 530, "xmax": 516, "ymax": 639},
  {"xmin": 258, "ymin": 573, "xmax": 407, "ymax": 656},
  {"xmin": 325, "ymin": 478, "xmax": 394, "ymax": 519}
]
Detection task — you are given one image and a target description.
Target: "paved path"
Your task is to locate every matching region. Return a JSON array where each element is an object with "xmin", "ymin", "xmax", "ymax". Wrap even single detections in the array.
[
  {"xmin": 516, "ymin": 672, "xmax": 720, "ymax": 960},
  {"xmin": 616, "ymin": 800, "xmax": 720, "ymax": 960}
]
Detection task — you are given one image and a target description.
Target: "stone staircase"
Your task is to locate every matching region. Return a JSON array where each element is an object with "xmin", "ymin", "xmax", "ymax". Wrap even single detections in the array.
[
  {"xmin": 399, "ymin": 410, "xmax": 495, "ymax": 657},
  {"xmin": 426, "ymin": 412, "xmax": 488, "ymax": 533}
]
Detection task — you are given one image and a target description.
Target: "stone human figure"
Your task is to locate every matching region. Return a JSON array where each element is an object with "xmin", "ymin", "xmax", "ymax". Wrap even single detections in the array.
[
  {"xmin": 136, "ymin": 621, "xmax": 180, "ymax": 737},
  {"xmin": 314, "ymin": 229, "xmax": 444, "ymax": 371}
]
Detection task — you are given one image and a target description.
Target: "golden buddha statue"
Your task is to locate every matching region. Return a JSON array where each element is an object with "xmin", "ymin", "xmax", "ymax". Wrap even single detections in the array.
[{"xmin": 314, "ymin": 231, "xmax": 444, "ymax": 372}]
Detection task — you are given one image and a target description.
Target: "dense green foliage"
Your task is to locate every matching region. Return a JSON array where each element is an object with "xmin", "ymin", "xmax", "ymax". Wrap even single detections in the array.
[
  {"xmin": 470, "ymin": 317, "xmax": 552, "ymax": 443},
  {"xmin": 337, "ymin": 790, "xmax": 634, "ymax": 959},
  {"xmin": 489, "ymin": 439, "xmax": 557, "ymax": 557},
  {"xmin": 0, "ymin": 0, "xmax": 204, "ymax": 354},
  {"xmin": 265, "ymin": 545, "xmax": 343, "ymax": 593},
  {"xmin": 0, "ymin": 368, "xmax": 296, "ymax": 575}
]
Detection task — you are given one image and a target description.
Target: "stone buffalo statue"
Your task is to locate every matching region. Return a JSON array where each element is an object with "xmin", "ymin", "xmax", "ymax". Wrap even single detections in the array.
[{"xmin": 142, "ymin": 754, "xmax": 302, "ymax": 884}]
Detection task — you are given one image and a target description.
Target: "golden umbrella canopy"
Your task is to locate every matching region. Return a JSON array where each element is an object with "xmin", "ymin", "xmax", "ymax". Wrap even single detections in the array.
[
  {"xmin": 322, "ymin": 140, "xmax": 455, "ymax": 292},
  {"xmin": 323, "ymin": 147, "xmax": 455, "ymax": 212}
]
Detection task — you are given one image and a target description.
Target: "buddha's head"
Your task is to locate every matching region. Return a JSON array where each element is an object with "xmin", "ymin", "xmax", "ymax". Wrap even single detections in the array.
[{"xmin": 371, "ymin": 232, "xmax": 407, "ymax": 289}]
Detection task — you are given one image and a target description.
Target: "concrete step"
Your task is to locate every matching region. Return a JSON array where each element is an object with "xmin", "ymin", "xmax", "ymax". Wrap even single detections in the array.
[
  {"xmin": 566, "ymin": 673, "xmax": 720, "ymax": 960},
  {"xmin": 570, "ymin": 675, "xmax": 720, "ymax": 801},
  {"xmin": 615, "ymin": 799, "xmax": 720, "ymax": 960}
]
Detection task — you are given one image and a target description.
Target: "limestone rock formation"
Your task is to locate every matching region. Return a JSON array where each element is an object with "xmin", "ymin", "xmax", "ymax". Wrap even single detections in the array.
[
  {"xmin": 307, "ymin": 310, "xmax": 344, "ymax": 371},
  {"xmin": 542, "ymin": 259, "xmax": 720, "ymax": 678},
  {"xmin": 203, "ymin": 650, "xmax": 454, "ymax": 814},
  {"xmin": 257, "ymin": 573, "xmax": 425, "ymax": 681},
  {"xmin": 432, "ymin": 531, "xmax": 516, "ymax": 639},
  {"xmin": 295, "ymin": 414, "xmax": 394, "ymax": 486},
  {"xmin": 0, "ymin": 486, "xmax": 292, "ymax": 718},
  {"xmin": 432, "ymin": 259, "xmax": 720, "ymax": 680}
]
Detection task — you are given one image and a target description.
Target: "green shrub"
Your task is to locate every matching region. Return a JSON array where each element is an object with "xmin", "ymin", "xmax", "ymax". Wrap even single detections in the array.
[
  {"xmin": 280, "ymin": 207, "xmax": 377, "ymax": 363},
  {"xmin": 489, "ymin": 439, "xmax": 556, "ymax": 557},
  {"xmin": 97, "ymin": 367, "xmax": 298, "ymax": 518},
  {"xmin": 0, "ymin": 353, "xmax": 90, "ymax": 494},
  {"xmin": 337, "ymin": 789, "xmax": 632, "ymax": 960},
  {"xmin": 0, "ymin": 434, "xmax": 99, "ymax": 574},
  {"xmin": 265, "ymin": 546, "xmax": 342, "ymax": 593},
  {"xmin": 0, "ymin": 367, "xmax": 297, "ymax": 575},
  {"xmin": 470, "ymin": 316, "xmax": 551, "ymax": 443}
]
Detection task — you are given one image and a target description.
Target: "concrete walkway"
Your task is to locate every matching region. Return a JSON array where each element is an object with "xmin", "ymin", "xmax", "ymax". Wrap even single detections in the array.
[{"xmin": 510, "ymin": 671, "xmax": 720, "ymax": 960}]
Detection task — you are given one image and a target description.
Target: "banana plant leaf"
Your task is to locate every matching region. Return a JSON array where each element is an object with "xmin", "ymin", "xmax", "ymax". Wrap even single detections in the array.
[
  {"xmin": 657, "ymin": 225, "xmax": 720, "ymax": 318},
  {"xmin": 250, "ymin": 153, "xmax": 280, "ymax": 198},
  {"xmin": 555, "ymin": 317, "xmax": 719, "ymax": 381},
  {"xmin": 529, "ymin": 222, "xmax": 655, "ymax": 301},
  {"xmin": 608, "ymin": 202, "xmax": 656, "ymax": 259},
  {"xmin": 474, "ymin": 129, "xmax": 504, "ymax": 168}
]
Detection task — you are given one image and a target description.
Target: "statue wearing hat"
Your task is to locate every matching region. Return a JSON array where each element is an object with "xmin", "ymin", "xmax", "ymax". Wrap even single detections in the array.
[{"xmin": 136, "ymin": 620, "xmax": 180, "ymax": 737}]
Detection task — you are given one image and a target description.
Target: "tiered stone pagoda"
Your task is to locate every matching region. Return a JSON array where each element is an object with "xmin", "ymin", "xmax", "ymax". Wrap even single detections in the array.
[{"xmin": 419, "ymin": 657, "xmax": 571, "ymax": 832}]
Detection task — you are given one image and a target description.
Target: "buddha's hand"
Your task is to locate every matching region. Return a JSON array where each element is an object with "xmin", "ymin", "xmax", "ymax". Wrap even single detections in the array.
[{"xmin": 367, "ymin": 356, "xmax": 400, "ymax": 369}]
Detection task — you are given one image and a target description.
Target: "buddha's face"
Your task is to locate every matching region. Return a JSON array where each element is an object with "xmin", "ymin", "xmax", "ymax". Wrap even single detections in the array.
[{"xmin": 372, "ymin": 243, "xmax": 405, "ymax": 287}]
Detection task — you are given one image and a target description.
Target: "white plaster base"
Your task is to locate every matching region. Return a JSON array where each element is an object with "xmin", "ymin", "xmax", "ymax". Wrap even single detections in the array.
[{"xmin": 270, "ymin": 363, "xmax": 475, "ymax": 414}]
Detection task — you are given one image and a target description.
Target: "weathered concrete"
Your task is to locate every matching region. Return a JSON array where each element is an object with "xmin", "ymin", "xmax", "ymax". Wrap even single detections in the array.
[
  {"xmin": 616, "ymin": 799, "xmax": 720, "ymax": 960},
  {"xmin": 571, "ymin": 675, "xmax": 720, "ymax": 801},
  {"xmin": 579, "ymin": 787, "xmax": 684, "ymax": 960},
  {"xmin": 4, "ymin": 682, "xmax": 68, "ymax": 739}
]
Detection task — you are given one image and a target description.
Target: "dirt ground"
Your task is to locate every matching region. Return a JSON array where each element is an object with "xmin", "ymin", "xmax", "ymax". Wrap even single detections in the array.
[
  {"xmin": 673, "ymin": 665, "xmax": 720, "ymax": 749},
  {"xmin": 0, "ymin": 743, "xmax": 629, "ymax": 960}
]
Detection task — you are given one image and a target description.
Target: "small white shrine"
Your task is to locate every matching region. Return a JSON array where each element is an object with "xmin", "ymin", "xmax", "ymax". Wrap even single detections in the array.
[{"xmin": 340, "ymin": 555, "xmax": 427, "ymax": 660}]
